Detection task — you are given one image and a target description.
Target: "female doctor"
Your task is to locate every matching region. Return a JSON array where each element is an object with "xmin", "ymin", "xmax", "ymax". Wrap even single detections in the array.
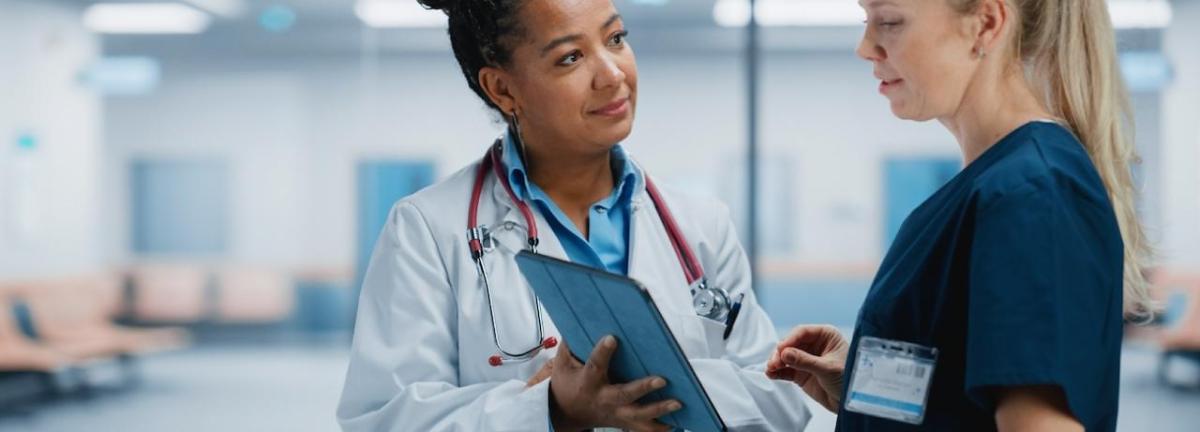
[{"xmin": 336, "ymin": 0, "xmax": 809, "ymax": 430}]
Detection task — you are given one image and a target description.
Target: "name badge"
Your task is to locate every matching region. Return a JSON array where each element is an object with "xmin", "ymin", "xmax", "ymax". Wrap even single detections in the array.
[{"xmin": 844, "ymin": 336, "xmax": 938, "ymax": 425}]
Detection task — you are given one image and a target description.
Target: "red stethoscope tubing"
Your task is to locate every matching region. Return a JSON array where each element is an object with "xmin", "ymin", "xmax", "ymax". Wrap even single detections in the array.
[{"xmin": 467, "ymin": 140, "xmax": 708, "ymax": 366}]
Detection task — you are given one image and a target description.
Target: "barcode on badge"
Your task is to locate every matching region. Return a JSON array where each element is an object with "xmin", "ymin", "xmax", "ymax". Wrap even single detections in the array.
[{"xmin": 896, "ymin": 363, "xmax": 927, "ymax": 379}]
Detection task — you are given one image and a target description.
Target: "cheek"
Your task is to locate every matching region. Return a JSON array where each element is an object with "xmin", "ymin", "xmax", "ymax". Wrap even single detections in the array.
[
  {"xmin": 892, "ymin": 42, "xmax": 969, "ymax": 114},
  {"xmin": 624, "ymin": 53, "xmax": 638, "ymax": 90}
]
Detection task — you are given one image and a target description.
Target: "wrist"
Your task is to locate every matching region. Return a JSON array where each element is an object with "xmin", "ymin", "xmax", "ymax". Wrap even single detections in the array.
[{"xmin": 548, "ymin": 382, "xmax": 585, "ymax": 432}]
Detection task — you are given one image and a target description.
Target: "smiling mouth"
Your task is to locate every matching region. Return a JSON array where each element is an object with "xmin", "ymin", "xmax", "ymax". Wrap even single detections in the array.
[{"xmin": 590, "ymin": 98, "xmax": 630, "ymax": 117}]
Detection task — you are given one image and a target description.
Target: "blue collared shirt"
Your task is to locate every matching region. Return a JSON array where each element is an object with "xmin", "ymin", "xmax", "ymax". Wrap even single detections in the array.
[{"xmin": 502, "ymin": 130, "xmax": 642, "ymax": 275}]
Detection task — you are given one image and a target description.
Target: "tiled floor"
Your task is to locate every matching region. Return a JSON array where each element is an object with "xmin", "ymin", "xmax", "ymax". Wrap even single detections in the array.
[{"xmin": 1, "ymin": 342, "xmax": 1198, "ymax": 431}]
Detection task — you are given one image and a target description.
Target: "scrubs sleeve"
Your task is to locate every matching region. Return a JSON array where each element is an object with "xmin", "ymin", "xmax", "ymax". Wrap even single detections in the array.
[
  {"xmin": 690, "ymin": 201, "xmax": 812, "ymax": 431},
  {"xmin": 964, "ymin": 176, "xmax": 1119, "ymax": 424},
  {"xmin": 336, "ymin": 201, "xmax": 553, "ymax": 432}
]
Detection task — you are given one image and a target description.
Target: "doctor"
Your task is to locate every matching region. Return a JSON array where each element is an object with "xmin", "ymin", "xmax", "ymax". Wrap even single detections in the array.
[{"xmin": 336, "ymin": 0, "xmax": 810, "ymax": 431}]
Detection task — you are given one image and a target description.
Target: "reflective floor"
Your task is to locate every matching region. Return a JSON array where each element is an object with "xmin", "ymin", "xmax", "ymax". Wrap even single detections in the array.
[{"xmin": 1, "ymin": 342, "xmax": 1198, "ymax": 431}]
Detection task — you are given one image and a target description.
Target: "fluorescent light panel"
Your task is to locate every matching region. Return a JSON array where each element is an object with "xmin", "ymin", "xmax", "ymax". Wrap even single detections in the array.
[
  {"xmin": 1109, "ymin": 1, "xmax": 1172, "ymax": 29},
  {"xmin": 355, "ymin": 0, "xmax": 446, "ymax": 28},
  {"xmin": 714, "ymin": 0, "xmax": 1172, "ymax": 29},
  {"xmin": 84, "ymin": 3, "xmax": 212, "ymax": 34},
  {"xmin": 182, "ymin": 0, "xmax": 247, "ymax": 18}
]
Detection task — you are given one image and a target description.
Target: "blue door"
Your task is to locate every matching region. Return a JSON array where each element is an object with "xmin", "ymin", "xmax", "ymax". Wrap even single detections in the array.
[
  {"xmin": 353, "ymin": 161, "xmax": 436, "ymax": 325},
  {"xmin": 131, "ymin": 159, "xmax": 230, "ymax": 256},
  {"xmin": 883, "ymin": 157, "xmax": 960, "ymax": 249}
]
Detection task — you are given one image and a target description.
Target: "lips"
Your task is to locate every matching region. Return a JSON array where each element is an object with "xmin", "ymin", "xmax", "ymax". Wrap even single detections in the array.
[
  {"xmin": 879, "ymin": 78, "xmax": 903, "ymax": 94},
  {"xmin": 590, "ymin": 98, "xmax": 630, "ymax": 117}
]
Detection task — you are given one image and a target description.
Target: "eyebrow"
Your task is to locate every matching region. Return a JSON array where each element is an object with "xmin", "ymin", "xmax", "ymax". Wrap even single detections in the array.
[
  {"xmin": 539, "ymin": 13, "xmax": 624, "ymax": 58},
  {"xmin": 859, "ymin": 0, "xmax": 894, "ymax": 7}
]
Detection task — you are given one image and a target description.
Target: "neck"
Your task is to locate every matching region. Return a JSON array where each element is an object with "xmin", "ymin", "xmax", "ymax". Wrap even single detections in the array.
[
  {"xmin": 519, "ymin": 129, "xmax": 616, "ymax": 219},
  {"xmin": 939, "ymin": 64, "xmax": 1057, "ymax": 165}
]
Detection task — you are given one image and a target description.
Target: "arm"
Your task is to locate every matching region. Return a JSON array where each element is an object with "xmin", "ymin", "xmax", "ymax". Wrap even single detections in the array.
[
  {"xmin": 689, "ymin": 202, "xmax": 812, "ymax": 431},
  {"xmin": 336, "ymin": 202, "xmax": 552, "ymax": 431},
  {"xmin": 995, "ymin": 386, "xmax": 1084, "ymax": 432}
]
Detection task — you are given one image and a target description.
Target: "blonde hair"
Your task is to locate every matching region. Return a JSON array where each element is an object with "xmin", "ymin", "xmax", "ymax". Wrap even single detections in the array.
[{"xmin": 953, "ymin": 0, "xmax": 1155, "ymax": 320}]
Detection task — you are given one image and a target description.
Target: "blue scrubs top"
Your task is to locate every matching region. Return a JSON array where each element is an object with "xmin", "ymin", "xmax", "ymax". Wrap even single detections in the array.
[{"xmin": 837, "ymin": 122, "xmax": 1124, "ymax": 431}]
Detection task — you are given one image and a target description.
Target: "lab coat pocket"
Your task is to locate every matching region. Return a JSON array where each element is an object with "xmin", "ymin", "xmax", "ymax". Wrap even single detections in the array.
[
  {"xmin": 670, "ymin": 312, "xmax": 728, "ymax": 360},
  {"xmin": 697, "ymin": 316, "xmax": 728, "ymax": 359}
]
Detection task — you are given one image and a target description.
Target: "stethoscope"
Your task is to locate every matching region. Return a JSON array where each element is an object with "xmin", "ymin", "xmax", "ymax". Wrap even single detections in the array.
[{"xmin": 467, "ymin": 138, "xmax": 744, "ymax": 367}]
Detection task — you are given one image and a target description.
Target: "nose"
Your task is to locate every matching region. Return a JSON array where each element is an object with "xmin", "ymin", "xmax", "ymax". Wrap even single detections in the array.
[
  {"xmin": 856, "ymin": 28, "xmax": 885, "ymax": 63},
  {"xmin": 593, "ymin": 53, "xmax": 626, "ymax": 91}
]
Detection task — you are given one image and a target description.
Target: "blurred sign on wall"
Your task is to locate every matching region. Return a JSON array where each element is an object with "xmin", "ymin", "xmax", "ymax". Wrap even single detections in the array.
[{"xmin": 81, "ymin": 57, "xmax": 162, "ymax": 96}]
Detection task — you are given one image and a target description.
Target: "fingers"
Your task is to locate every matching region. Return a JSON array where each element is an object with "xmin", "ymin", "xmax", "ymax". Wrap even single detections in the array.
[
  {"xmin": 779, "ymin": 346, "xmax": 841, "ymax": 375},
  {"xmin": 766, "ymin": 366, "xmax": 811, "ymax": 384},
  {"xmin": 775, "ymin": 325, "xmax": 833, "ymax": 353},
  {"xmin": 608, "ymin": 376, "xmax": 667, "ymax": 405},
  {"xmin": 526, "ymin": 361, "xmax": 554, "ymax": 388},
  {"xmin": 584, "ymin": 335, "xmax": 618, "ymax": 377},
  {"xmin": 554, "ymin": 340, "xmax": 581, "ymax": 371},
  {"xmin": 615, "ymin": 399, "xmax": 682, "ymax": 425}
]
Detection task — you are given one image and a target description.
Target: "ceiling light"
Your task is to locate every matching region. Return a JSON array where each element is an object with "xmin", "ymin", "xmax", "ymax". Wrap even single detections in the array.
[
  {"xmin": 84, "ymin": 3, "xmax": 211, "ymax": 34},
  {"xmin": 355, "ymin": 0, "xmax": 446, "ymax": 28},
  {"xmin": 1109, "ymin": 0, "xmax": 1172, "ymax": 29}
]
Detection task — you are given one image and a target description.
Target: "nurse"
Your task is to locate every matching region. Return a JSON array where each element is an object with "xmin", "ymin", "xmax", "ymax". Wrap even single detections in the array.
[
  {"xmin": 767, "ymin": 0, "xmax": 1152, "ymax": 431},
  {"xmin": 336, "ymin": 0, "xmax": 810, "ymax": 431}
]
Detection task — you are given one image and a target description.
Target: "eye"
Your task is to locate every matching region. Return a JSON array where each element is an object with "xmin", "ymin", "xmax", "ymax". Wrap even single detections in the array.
[
  {"xmin": 608, "ymin": 30, "xmax": 629, "ymax": 47},
  {"xmin": 557, "ymin": 50, "xmax": 582, "ymax": 66},
  {"xmin": 875, "ymin": 17, "xmax": 903, "ymax": 29}
]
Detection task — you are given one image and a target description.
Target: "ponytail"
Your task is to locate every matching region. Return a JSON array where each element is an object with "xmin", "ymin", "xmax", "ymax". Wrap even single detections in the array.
[{"xmin": 954, "ymin": 0, "xmax": 1155, "ymax": 320}]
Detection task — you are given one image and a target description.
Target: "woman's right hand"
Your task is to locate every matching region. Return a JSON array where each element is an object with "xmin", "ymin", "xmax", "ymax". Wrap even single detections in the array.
[
  {"xmin": 765, "ymin": 324, "xmax": 850, "ymax": 413},
  {"xmin": 548, "ymin": 336, "xmax": 682, "ymax": 432}
]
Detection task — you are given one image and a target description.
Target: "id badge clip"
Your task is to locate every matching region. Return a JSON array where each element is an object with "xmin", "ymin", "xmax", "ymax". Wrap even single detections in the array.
[{"xmin": 844, "ymin": 336, "xmax": 938, "ymax": 425}]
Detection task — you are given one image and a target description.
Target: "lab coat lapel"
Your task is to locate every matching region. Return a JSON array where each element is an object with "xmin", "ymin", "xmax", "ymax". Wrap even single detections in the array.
[
  {"xmin": 488, "ymin": 175, "xmax": 568, "ymax": 261},
  {"xmin": 627, "ymin": 187, "xmax": 709, "ymax": 359}
]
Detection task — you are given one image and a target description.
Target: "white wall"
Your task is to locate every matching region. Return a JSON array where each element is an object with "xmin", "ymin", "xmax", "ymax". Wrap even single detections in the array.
[
  {"xmin": 104, "ymin": 50, "xmax": 959, "ymax": 270},
  {"xmin": 0, "ymin": 0, "xmax": 103, "ymax": 279},
  {"xmin": 1160, "ymin": 0, "xmax": 1200, "ymax": 269},
  {"xmin": 102, "ymin": 33, "xmax": 1189, "ymax": 273}
]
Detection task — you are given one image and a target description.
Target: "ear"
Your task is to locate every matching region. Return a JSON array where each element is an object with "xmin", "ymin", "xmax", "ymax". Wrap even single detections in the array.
[
  {"xmin": 478, "ymin": 66, "xmax": 520, "ymax": 116},
  {"xmin": 973, "ymin": 0, "xmax": 1011, "ymax": 57}
]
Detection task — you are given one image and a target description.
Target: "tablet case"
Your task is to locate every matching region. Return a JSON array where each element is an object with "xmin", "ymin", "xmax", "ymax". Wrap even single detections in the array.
[{"xmin": 515, "ymin": 251, "xmax": 726, "ymax": 432}]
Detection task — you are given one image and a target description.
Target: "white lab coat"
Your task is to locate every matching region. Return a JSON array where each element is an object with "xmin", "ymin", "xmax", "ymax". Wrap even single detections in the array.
[{"xmin": 337, "ymin": 158, "xmax": 811, "ymax": 431}]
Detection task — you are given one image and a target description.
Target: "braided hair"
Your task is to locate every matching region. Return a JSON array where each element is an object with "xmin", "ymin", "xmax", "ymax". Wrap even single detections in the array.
[{"xmin": 419, "ymin": 0, "xmax": 528, "ymax": 114}]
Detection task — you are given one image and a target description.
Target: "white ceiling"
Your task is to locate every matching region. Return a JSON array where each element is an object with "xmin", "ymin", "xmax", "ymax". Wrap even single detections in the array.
[{"xmin": 63, "ymin": 0, "xmax": 1162, "ymax": 58}]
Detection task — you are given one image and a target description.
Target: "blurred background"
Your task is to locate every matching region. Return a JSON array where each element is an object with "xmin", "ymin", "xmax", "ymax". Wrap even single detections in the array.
[{"xmin": 1, "ymin": 0, "xmax": 1198, "ymax": 430}]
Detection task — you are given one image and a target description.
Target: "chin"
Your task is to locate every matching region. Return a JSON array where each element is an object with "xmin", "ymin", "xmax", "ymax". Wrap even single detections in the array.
[
  {"xmin": 594, "ymin": 119, "xmax": 634, "ymax": 145},
  {"xmin": 889, "ymin": 103, "xmax": 930, "ymax": 122}
]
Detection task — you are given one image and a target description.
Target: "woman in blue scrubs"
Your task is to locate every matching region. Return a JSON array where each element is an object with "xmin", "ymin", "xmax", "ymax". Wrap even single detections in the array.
[{"xmin": 766, "ymin": 0, "xmax": 1153, "ymax": 431}]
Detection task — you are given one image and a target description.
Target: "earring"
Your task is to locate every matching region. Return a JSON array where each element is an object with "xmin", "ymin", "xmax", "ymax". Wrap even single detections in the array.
[
  {"xmin": 509, "ymin": 111, "xmax": 524, "ymax": 144},
  {"xmin": 509, "ymin": 110, "xmax": 530, "ymax": 165},
  {"xmin": 975, "ymin": 47, "xmax": 986, "ymax": 60}
]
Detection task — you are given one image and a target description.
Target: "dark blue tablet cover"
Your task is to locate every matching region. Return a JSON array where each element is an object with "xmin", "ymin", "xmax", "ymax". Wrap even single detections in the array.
[{"xmin": 515, "ymin": 251, "xmax": 726, "ymax": 432}]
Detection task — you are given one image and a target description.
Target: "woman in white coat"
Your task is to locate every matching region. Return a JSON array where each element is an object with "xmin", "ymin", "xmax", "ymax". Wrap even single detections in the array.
[{"xmin": 336, "ymin": 0, "xmax": 809, "ymax": 430}]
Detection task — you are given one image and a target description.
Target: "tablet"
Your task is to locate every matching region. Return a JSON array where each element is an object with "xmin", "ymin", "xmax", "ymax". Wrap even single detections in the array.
[{"xmin": 515, "ymin": 251, "xmax": 726, "ymax": 432}]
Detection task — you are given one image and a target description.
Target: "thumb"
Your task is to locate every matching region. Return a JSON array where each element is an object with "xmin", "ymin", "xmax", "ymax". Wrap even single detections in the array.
[{"xmin": 780, "ymin": 347, "xmax": 838, "ymax": 375}]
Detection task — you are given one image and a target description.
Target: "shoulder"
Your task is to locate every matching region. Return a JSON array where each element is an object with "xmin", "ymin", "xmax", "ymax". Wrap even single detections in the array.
[{"xmin": 971, "ymin": 122, "xmax": 1110, "ymax": 212}]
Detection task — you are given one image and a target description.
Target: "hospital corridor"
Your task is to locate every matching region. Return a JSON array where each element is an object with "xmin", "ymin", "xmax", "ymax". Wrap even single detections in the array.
[{"xmin": 3, "ymin": 0, "xmax": 1200, "ymax": 431}]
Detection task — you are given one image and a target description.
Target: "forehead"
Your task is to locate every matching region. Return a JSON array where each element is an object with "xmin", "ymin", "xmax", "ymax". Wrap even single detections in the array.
[
  {"xmin": 859, "ymin": 0, "xmax": 926, "ymax": 9},
  {"xmin": 517, "ymin": 0, "xmax": 618, "ymax": 39}
]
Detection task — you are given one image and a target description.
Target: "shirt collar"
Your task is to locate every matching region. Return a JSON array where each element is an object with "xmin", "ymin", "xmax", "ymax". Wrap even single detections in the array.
[{"xmin": 502, "ymin": 129, "xmax": 642, "ymax": 208}]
